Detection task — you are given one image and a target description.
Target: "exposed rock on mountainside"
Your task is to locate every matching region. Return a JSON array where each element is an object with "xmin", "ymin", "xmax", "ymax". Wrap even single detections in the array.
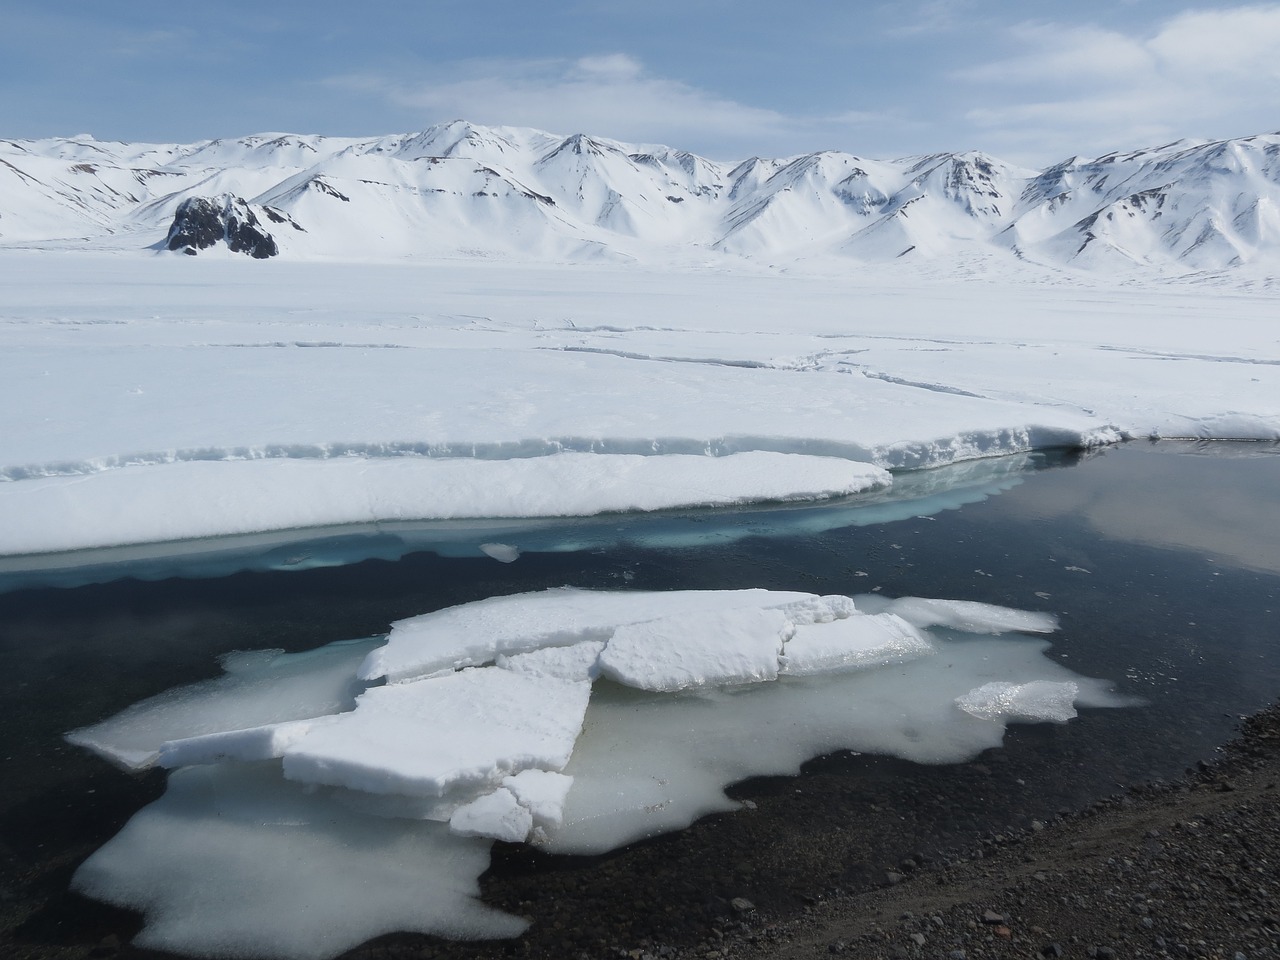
[{"xmin": 3, "ymin": 122, "xmax": 1279, "ymax": 271}]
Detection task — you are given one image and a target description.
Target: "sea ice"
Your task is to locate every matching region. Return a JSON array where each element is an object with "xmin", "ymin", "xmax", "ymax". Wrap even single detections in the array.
[
  {"xmin": 779, "ymin": 612, "xmax": 934, "ymax": 676},
  {"xmin": 448, "ymin": 788, "xmax": 532, "ymax": 842},
  {"xmin": 281, "ymin": 668, "xmax": 592, "ymax": 797},
  {"xmin": 66, "ymin": 637, "xmax": 380, "ymax": 770},
  {"xmin": 496, "ymin": 640, "xmax": 606, "ymax": 681},
  {"xmin": 597, "ymin": 607, "xmax": 794, "ymax": 691},
  {"xmin": 68, "ymin": 587, "xmax": 1130, "ymax": 958},
  {"xmin": 854, "ymin": 594, "xmax": 1058, "ymax": 634},
  {"xmin": 479, "ymin": 542, "xmax": 521, "ymax": 562},
  {"xmin": 360, "ymin": 586, "xmax": 816, "ymax": 684}
]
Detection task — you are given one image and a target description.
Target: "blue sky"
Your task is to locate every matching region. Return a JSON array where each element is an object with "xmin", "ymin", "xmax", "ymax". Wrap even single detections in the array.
[{"xmin": 3, "ymin": 1, "xmax": 1278, "ymax": 165}]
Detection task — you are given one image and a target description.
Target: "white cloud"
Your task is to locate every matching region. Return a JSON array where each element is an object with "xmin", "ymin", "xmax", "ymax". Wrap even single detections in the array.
[
  {"xmin": 884, "ymin": 0, "xmax": 979, "ymax": 37},
  {"xmin": 325, "ymin": 54, "xmax": 902, "ymax": 160},
  {"xmin": 953, "ymin": 4, "xmax": 1280, "ymax": 162}
]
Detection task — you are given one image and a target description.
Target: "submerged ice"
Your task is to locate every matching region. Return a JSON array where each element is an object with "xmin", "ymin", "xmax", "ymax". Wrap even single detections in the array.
[{"xmin": 68, "ymin": 587, "xmax": 1130, "ymax": 959}]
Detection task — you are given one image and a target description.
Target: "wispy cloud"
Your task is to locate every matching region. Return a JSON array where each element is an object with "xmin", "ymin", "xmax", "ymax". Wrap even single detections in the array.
[
  {"xmin": 953, "ymin": 4, "xmax": 1280, "ymax": 162},
  {"xmin": 325, "ymin": 54, "xmax": 904, "ymax": 159},
  {"xmin": 883, "ymin": 0, "xmax": 979, "ymax": 37}
]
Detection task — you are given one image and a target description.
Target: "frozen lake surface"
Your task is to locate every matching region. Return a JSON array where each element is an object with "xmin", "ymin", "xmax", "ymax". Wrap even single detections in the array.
[
  {"xmin": 2, "ymin": 440, "xmax": 1278, "ymax": 958},
  {"xmin": 1, "ymin": 250, "xmax": 1277, "ymax": 957}
]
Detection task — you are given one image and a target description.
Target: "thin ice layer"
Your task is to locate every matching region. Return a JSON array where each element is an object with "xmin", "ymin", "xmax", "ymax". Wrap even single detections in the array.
[
  {"xmin": 544, "ymin": 638, "xmax": 1119, "ymax": 855},
  {"xmin": 72, "ymin": 763, "xmax": 526, "ymax": 960},
  {"xmin": 66, "ymin": 638, "xmax": 380, "ymax": 770},
  {"xmin": 779, "ymin": 612, "xmax": 934, "ymax": 676},
  {"xmin": 360, "ymin": 587, "xmax": 816, "ymax": 683},
  {"xmin": 158, "ymin": 718, "xmax": 327, "ymax": 768},
  {"xmin": 955, "ymin": 680, "xmax": 1080, "ymax": 723},
  {"xmin": 282, "ymin": 668, "xmax": 592, "ymax": 797},
  {"xmin": 855, "ymin": 595, "xmax": 1058, "ymax": 634},
  {"xmin": 597, "ymin": 607, "xmax": 794, "ymax": 692}
]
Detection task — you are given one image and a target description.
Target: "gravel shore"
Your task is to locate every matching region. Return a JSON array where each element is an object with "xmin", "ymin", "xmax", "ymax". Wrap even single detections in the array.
[{"xmin": 673, "ymin": 705, "xmax": 1280, "ymax": 960}]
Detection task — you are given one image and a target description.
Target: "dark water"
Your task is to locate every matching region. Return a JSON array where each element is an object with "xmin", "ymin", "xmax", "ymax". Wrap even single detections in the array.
[{"xmin": 2, "ymin": 441, "xmax": 1278, "ymax": 957}]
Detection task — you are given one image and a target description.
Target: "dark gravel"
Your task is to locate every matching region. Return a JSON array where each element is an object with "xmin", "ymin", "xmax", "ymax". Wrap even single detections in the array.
[{"xmin": 722, "ymin": 704, "xmax": 1280, "ymax": 960}]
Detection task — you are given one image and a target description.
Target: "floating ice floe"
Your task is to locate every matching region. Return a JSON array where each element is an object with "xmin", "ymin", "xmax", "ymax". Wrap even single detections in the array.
[{"xmin": 68, "ymin": 588, "xmax": 1131, "ymax": 960}]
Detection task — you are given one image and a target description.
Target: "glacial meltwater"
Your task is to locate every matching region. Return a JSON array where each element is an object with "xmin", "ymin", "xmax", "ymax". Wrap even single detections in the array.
[{"xmin": 1, "ymin": 441, "xmax": 1278, "ymax": 959}]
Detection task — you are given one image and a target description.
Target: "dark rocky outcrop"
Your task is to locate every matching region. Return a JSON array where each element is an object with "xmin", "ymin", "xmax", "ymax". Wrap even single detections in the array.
[{"xmin": 164, "ymin": 195, "xmax": 288, "ymax": 258}]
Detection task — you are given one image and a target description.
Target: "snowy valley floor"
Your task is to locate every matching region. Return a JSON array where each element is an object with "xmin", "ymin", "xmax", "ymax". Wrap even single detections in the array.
[{"xmin": 1, "ymin": 251, "xmax": 1278, "ymax": 560}]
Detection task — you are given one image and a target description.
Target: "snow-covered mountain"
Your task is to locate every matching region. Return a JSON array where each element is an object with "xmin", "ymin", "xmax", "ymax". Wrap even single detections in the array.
[{"xmin": 2, "ymin": 121, "xmax": 1279, "ymax": 272}]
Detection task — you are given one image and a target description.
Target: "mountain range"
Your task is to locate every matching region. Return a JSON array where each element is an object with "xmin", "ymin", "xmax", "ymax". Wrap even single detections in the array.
[{"xmin": 2, "ymin": 120, "xmax": 1278, "ymax": 272}]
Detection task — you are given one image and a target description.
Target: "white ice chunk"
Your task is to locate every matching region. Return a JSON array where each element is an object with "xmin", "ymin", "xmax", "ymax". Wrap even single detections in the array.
[
  {"xmin": 361, "ymin": 587, "xmax": 816, "ymax": 683},
  {"xmin": 66, "ymin": 638, "xmax": 380, "ymax": 769},
  {"xmin": 780, "ymin": 612, "xmax": 934, "ymax": 676},
  {"xmin": 855, "ymin": 595, "xmax": 1058, "ymax": 634},
  {"xmin": 597, "ymin": 607, "xmax": 794, "ymax": 692},
  {"xmin": 774, "ymin": 594, "xmax": 859, "ymax": 625},
  {"xmin": 72, "ymin": 764, "xmax": 525, "ymax": 960},
  {"xmin": 496, "ymin": 640, "xmax": 605, "ymax": 681},
  {"xmin": 479, "ymin": 542, "xmax": 520, "ymax": 563},
  {"xmin": 282, "ymin": 668, "xmax": 591, "ymax": 797},
  {"xmin": 956, "ymin": 680, "xmax": 1080, "ymax": 723},
  {"xmin": 157, "ymin": 718, "xmax": 328, "ymax": 768},
  {"xmin": 449, "ymin": 788, "xmax": 533, "ymax": 843},
  {"xmin": 503, "ymin": 769, "xmax": 574, "ymax": 831}
]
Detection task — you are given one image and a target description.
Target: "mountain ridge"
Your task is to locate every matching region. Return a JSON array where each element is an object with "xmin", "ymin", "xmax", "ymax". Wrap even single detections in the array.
[{"xmin": 2, "ymin": 121, "xmax": 1278, "ymax": 272}]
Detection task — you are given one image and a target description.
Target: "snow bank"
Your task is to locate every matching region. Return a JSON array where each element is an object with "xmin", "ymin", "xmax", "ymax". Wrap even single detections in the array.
[
  {"xmin": 0, "ymin": 451, "xmax": 889, "ymax": 557},
  {"xmin": 3, "ymin": 254, "xmax": 1276, "ymax": 572},
  {"xmin": 69, "ymin": 587, "xmax": 1131, "ymax": 958}
]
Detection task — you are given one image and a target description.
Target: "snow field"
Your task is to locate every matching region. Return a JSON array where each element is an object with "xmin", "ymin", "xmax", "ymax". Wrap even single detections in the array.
[
  {"xmin": 3, "ymin": 254, "xmax": 1276, "ymax": 565},
  {"xmin": 67, "ymin": 588, "xmax": 1131, "ymax": 959}
]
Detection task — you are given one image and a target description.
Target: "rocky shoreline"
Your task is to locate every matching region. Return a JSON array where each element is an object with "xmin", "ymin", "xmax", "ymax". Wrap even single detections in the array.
[{"xmin": 678, "ymin": 705, "xmax": 1280, "ymax": 960}]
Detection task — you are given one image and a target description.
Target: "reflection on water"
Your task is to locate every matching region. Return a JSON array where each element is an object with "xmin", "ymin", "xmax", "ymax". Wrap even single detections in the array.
[
  {"xmin": 1005, "ymin": 440, "xmax": 1280, "ymax": 575},
  {"xmin": 1, "ymin": 441, "xmax": 1278, "ymax": 958}
]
